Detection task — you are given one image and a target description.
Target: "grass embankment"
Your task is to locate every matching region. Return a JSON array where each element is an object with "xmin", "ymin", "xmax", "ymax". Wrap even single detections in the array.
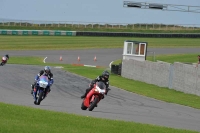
[
  {"xmin": 0, "ymin": 36, "xmax": 200, "ymax": 50},
  {"xmin": 1, "ymin": 25, "xmax": 200, "ymax": 33},
  {"xmin": 113, "ymin": 53, "xmax": 200, "ymax": 64},
  {"xmin": 1, "ymin": 102, "xmax": 197, "ymax": 133}
]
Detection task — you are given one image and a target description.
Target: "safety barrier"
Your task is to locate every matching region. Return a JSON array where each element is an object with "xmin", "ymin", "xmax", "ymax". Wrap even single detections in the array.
[
  {"xmin": 0, "ymin": 30, "xmax": 200, "ymax": 38},
  {"xmin": 0, "ymin": 30, "xmax": 76, "ymax": 36},
  {"xmin": 1, "ymin": 30, "xmax": 200, "ymax": 38},
  {"xmin": 76, "ymin": 31, "xmax": 200, "ymax": 38}
]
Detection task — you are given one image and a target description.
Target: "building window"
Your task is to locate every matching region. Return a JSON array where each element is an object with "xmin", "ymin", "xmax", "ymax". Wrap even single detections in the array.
[{"xmin": 127, "ymin": 43, "xmax": 132, "ymax": 54}]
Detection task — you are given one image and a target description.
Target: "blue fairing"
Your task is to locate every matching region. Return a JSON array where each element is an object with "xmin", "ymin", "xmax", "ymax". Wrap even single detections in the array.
[{"xmin": 32, "ymin": 75, "xmax": 49, "ymax": 101}]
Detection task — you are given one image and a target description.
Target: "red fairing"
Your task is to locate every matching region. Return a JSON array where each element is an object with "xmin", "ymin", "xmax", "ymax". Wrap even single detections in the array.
[{"xmin": 83, "ymin": 84, "xmax": 104, "ymax": 107}]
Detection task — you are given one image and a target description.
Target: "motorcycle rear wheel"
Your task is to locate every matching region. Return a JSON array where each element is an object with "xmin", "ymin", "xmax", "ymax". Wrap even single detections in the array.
[{"xmin": 88, "ymin": 97, "xmax": 99, "ymax": 111}]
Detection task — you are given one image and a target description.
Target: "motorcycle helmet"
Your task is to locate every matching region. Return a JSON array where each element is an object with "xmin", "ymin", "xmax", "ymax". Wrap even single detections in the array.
[
  {"xmin": 5, "ymin": 54, "xmax": 9, "ymax": 59},
  {"xmin": 44, "ymin": 66, "xmax": 51, "ymax": 74},
  {"xmin": 102, "ymin": 70, "xmax": 110, "ymax": 79}
]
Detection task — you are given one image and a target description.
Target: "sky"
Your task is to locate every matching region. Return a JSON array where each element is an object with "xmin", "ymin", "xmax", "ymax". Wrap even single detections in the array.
[{"xmin": 0, "ymin": 0, "xmax": 200, "ymax": 25}]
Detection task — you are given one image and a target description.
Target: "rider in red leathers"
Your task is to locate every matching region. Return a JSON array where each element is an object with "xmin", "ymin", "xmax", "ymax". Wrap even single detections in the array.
[{"xmin": 1, "ymin": 54, "xmax": 9, "ymax": 66}]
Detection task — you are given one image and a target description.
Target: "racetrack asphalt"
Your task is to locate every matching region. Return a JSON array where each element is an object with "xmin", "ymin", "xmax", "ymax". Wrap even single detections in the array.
[{"xmin": 1, "ymin": 48, "xmax": 200, "ymax": 131}]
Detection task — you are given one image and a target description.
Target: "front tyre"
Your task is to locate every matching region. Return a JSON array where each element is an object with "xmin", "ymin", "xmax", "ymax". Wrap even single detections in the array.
[
  {"xmin": 88, "ymin": 97, "xmax": 99, "ymax": 111},
  {"xmin": 37, "ymin": 91, "xmax": 44, "ymax": 105},
  {"xmin": 0, "ymin": 62, "xmax": 4, "ymax": 66},
  {"xmin": 81, "ymin": 102, "xmax": 87, "ymax": 110}
]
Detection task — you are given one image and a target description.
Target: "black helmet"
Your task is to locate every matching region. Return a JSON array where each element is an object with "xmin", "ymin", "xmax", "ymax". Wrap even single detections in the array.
[
  {"xmin": 44, "ymin": 66, "xmax": 51, "ymax": 74},
  {"xmin": 5, "ymin": 54, "xmax": 9, "ymax": 59},
  {"xmin": 102, "ymin": 70, "xmax": 109, "ymax": 79}
]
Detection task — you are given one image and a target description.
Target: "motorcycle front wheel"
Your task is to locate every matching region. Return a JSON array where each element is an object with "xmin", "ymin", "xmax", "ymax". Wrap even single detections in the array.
[
  {"xmin": 88, "ymin": 97, "xmax": 99, "ymax": 111},
  {"xmin": 37, "ymin": 91, "xmax": 44, "ymax": 105},
  {"xmin": 81, "ymin": 102, "xmax": 87, "ymax": 110}
]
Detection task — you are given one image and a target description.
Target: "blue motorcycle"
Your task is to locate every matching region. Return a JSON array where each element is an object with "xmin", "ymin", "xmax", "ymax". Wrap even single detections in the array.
[{"xmin": 32, "ymin": 75, "xmax": 50, "ymax": 105}]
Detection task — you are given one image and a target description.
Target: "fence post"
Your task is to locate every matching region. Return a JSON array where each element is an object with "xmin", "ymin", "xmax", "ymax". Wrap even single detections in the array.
[{"xmin": 168, "ymin": 64, "xmax": 174, "ymax": 89}]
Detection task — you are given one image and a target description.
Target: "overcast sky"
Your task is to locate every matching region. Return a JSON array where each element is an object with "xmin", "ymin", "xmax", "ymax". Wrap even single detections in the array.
[{"xmin": 0, "ymin": 0, "xmax": 200, "ymax": 25}]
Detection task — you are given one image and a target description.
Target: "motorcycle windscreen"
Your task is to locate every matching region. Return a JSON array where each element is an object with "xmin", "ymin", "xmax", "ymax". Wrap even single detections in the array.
[
  {"xmin": 38, "ymin": 75, "xmax": 49, "ymax": 88},
  {"xmin": 39, "ymin": 75, "xmax": 49, "ymax": 82},
  {"xmin": 96, "ymin": 81, "xmax": 106, "ymax": 89}
]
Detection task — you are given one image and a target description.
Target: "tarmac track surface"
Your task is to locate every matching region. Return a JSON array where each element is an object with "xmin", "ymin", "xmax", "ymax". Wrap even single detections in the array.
[{"xmin": 1, "ymin": 48, "xmax": 200, "ymax": 131}]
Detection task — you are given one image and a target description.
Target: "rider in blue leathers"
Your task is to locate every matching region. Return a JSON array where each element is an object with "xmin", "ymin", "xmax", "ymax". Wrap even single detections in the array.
[{"xmin": 32, "ymin": 66, "xmax": 54, "ymax": 103}]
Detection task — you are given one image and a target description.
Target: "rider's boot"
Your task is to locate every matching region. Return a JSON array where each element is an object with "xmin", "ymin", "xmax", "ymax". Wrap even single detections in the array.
[
  {"xmin": 31, "ymin": 84, "xmax": 34, "ymax": 94},
  {"xmin": 81, "ymin": 93, "xmax": 87, "ymax": 99},
  {"xmin": 81, "ymin": 88, "xmax": 91, "ymax": 99}
]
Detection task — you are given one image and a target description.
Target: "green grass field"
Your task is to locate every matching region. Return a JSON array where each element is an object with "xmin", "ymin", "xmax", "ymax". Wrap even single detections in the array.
[
  {"xmin": 1, "ymin": 34, "xmax": 200, "ymax": 133},
  {"xmin": 0, "ymin": 36, "xmax": 200, "ymax": 50},
  {"xmin": 1, "ymin": 102, "xmax": 197, "ymax": 133},
  {"xmin": 105, "ymin": 53, "xmax": 199, "ymax": 65}
]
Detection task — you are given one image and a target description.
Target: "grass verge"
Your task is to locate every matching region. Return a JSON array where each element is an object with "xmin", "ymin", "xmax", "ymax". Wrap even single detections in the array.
[
  {"xmin": 0, "ymin": 102, "xmax": 197, "ymax": 133},
  {"xmin": 0, "ymin": 36, "xmax": 200, "ymax": 50}
]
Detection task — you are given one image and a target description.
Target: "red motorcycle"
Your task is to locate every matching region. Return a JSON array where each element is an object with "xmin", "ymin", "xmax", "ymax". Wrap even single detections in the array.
[
  {"xmin": 1, "ymin": 56, "xmax": 8, "ymax": 66},
  {"xmin": 81, "ymin": 81, "xmax": 107, "ymax": 111}
]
